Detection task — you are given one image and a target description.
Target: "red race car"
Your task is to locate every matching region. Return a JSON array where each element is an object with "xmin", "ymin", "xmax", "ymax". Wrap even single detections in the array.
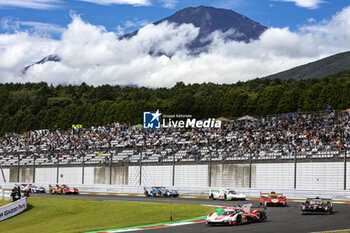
[
  {"xmin": 49, "ymin": 184, "xmax": 79, "ymax": 195},
  {"xmin": 206, "ymin": 204, "xmax": 267, "ymax": 226},
  {"xmin": 260, "ymin": 192, "xmax": 287, "ymax": 207}
]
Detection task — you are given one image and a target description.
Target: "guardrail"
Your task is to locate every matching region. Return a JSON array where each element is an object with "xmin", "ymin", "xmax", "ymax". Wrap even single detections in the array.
[{"xmin": 2, "ymin": 183, "xmax": 350, "ymax": 201}]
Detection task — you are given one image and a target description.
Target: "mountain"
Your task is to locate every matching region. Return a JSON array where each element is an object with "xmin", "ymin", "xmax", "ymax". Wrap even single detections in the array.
[
  {"xmin": 22, "ymin": 54, "xmax": 61, "ymax": 74},
  {"xmin": 123, "ymin": 6, "xmax": 267, "ymax": 52},
  {"xmin": 263, "ymin": 51, "xmax": 350, "ymax": 80},
  {"xmin": 23, "ymin": 6, "xmax": 267, "ymax": 73}
]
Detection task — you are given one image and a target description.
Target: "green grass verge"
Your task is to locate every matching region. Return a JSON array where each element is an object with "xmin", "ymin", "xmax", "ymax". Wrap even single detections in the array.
[
  {"xmin": 321, "ymin": 231, "xmax": 350, "ymax": 233},
  {"xmin": 0, "ymin": 199, "xmax": 11, "ymax": 207},
  {"xmin": 0, "ymin": 197, "xmax": 215, "ymax": 233}
]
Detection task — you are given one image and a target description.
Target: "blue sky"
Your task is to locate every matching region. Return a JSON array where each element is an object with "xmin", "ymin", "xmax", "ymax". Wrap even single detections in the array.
[
  {"xmin": 0, "ymin": 0, "xmax": 349, "ymax": 37},
  {"xmin": 1, "ymin": 0, "xmax": 350, "ymax": 87}
]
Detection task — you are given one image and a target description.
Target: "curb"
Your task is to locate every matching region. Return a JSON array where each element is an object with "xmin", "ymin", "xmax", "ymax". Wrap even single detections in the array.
[
  {"xmin": 80, "ymin": 193, "xmax": 350, "ymax": 204},
  {"xmin": 85, "ymin": 216, "xmax": 206, "ymax": 233}
]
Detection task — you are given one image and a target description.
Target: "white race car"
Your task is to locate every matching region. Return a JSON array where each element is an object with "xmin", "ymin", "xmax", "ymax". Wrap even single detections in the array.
[
  {"xmin": 21, "ymin": 184, "xmax": 46, "ymax": 193},
  {"xmin": 206, "ymin": 204, "xmax": 267, "ymax": 226},
  {"xmin": 209, "ymin": 189, "xmax": 247, "ymax": 200}
]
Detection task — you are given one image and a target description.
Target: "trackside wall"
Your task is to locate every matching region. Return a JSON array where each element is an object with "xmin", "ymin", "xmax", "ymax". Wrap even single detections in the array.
[
  {"xmin": 254, "ymin": 163, "xmax": 294, "ymax": 189},
  {"xmin": 2, "ymin": 162, "xmax": 350, "ymax": 190}
]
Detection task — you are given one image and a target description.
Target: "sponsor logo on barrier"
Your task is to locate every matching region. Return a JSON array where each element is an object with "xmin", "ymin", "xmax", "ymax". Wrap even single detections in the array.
[{"xmin": 0, "ymin": 198, "xmax": 27, "ymax": 221}]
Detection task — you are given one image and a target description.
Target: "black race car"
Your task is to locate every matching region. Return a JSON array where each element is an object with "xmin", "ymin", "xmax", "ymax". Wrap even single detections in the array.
[{"xmin": 300, "ymin": 197, "xmax": 333, "ymax": 215}]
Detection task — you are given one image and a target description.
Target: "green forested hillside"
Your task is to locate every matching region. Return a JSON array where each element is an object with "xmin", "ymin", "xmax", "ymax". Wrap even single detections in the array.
[
  {"xmin": 1, "ymin": 71, "xmax": 350, "ymax": 135},
  {"xmin": 264, "ymin": 51, "xmax": 350, "ymax": 80}
]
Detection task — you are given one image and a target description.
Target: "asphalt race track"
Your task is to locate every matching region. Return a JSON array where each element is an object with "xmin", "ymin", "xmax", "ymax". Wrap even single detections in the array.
[{"xmin": 32, "ymin": 193, "xmax": 350, "ymax": 233}]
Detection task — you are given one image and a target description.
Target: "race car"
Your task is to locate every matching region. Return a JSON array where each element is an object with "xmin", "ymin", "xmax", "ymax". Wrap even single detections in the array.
[
  {"xmin": 260, "ymin": 192, "xmax": 287, "ymax": 207},
  {"xmin": 49, "ymin": 184, "xmax": 79, "ymax": 195},
  {"xmin": 21, "ymin": 184, "xmax": 46, "ymax": 193},
  {"xmin": 301, "ymin": 197, "xmax": 333, "ymax": 215},
  {"xmin": 144, "ymin": 186, "xmax": 178, "ymax": 197},
  {"xmin": 209, "ymin": 189, "xmax": 247, "ymax": 200},
  {"xmin": 205, "ymin": 204, "xmax": 267, "ymax": 226}
]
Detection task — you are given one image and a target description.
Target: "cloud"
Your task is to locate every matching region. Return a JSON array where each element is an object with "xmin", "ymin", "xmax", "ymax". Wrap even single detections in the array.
[
  {"xmin": 0, "ymin": 32, "xmax": 58, "ymax": 79},
  {"xmin": 307, "ymin": 18, "xmax": 316, "ymax": 23},
  {"xmin": 79, "ymin": 0, "xmax": 151, "ymax": 6},
  {"xmin": 1, "ymin": 7, "xmax": 350, "ymax": 87},
  {"xmin": 1, "ymin": 17, "xmax": 20, "ymax": 31},
  {"xmin": 273, "ymin": 0, "xmax": 325, "ymax": 9},
  {"xmin": 116, "ymin": 19, "xmax": 149, "ymax": 36},
  {"xmin": 1, "ymin": 17, "xmax": 64, "ymax": 37},
  {"xmin": 158, "ymin": 0, "xmax": 178, "ymax": 9},
  {"xmin": 79, "ymin": 0, "xmax": 178, "ymax": 8},
  {"xmin": 0, "ymin": 0, "xmax": 62, "ymax": 10}
]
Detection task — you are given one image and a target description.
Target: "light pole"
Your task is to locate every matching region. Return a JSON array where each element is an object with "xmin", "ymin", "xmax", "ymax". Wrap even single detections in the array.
[
  {"xmin": 56, "ymin": 152, "xmax": 59, "ymax": 184},
  {"xmin": 344, "ymin": 143, "xmax": 348, "ymax": 190},
  {"xmin": 208, "ymin": 139, "xmax": 212, "ymax": 187},
  {"xmin": 249, "ymin": 148, "xmax": 252, "ymax": 189},
  {"xmin": 172, "ymin": 142, "xmax": 176, "ymax": 187},
  {"xmin": 17, "ymin": 151, "xmax": 20, "ymax": 183}
]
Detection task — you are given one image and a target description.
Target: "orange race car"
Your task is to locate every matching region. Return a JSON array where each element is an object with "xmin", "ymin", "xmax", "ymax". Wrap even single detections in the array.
[
  {"xmin": 259, "ymin": 191, "xmax": 287, "ymax": 207},
  {"xmin": 49, "ymin": 184, "xmax": 79, "ymax": 195}
]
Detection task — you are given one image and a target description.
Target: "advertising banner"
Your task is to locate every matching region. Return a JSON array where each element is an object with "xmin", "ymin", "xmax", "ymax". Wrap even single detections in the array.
[{"xmin": 0, "ymin": 197, "xmax": 27, "ymax": 222}]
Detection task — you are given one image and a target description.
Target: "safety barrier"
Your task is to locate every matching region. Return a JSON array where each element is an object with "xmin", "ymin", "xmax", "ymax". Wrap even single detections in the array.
[
  {"xmin": 2, "ymin": 183, "xmax": 350, "ymax": 201},
  {"xmin": 0, "ymin": 197, "xmax": 27, "ymax": 222}
]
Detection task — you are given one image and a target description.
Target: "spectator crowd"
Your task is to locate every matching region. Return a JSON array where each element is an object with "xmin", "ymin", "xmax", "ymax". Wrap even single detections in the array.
[{"xmin": 0, "ymin": 110, "xmax": 349, "ymax": 162}]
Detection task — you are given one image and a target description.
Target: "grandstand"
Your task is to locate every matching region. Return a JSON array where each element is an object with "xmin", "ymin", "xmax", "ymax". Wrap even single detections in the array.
[
  {"xmin": 0, "ymin": 109, "xmax": 349, "ymax": 191},
  {"xmin": 0, "ymin": 109, "xmax": 349, "ymax": 166}
]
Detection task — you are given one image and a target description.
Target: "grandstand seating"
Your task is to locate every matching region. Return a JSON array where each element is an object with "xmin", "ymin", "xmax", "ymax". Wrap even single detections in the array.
[{"xmin": 0, "ymin": 110, "xmax": 349, "ymax": 167}]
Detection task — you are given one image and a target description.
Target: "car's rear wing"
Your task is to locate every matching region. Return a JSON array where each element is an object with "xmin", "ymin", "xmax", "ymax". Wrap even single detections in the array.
[
  {"xmin": 305, "ymin": 197, "xmax": 333, "ymax": 205},
  {"xmin": 260, "ymin": 192, "xmax": 283, "ymax": 195},
  {"xmin": 242, "ymin": 204, "xmax": 267, "ymax": 213},
  {"xmin": 305, "ymin": 196, "xmax": 332, "ymax": 201}
]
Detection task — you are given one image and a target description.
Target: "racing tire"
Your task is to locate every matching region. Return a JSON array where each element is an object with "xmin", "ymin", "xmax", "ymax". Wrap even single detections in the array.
[
  {"xmin": 260, "ymin": 212, "xmax": 267, "ymax": 221},
  {"xmin": 209, "ymin": 194, "xmax": 214, "ymax": 200},
  {"xmin": 224, "ymin": 194, "xmax": 227, "ymax": 200},
  {"xmin": 236, "ymin": 215, "xmax": 242, "ymax": 225}
]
